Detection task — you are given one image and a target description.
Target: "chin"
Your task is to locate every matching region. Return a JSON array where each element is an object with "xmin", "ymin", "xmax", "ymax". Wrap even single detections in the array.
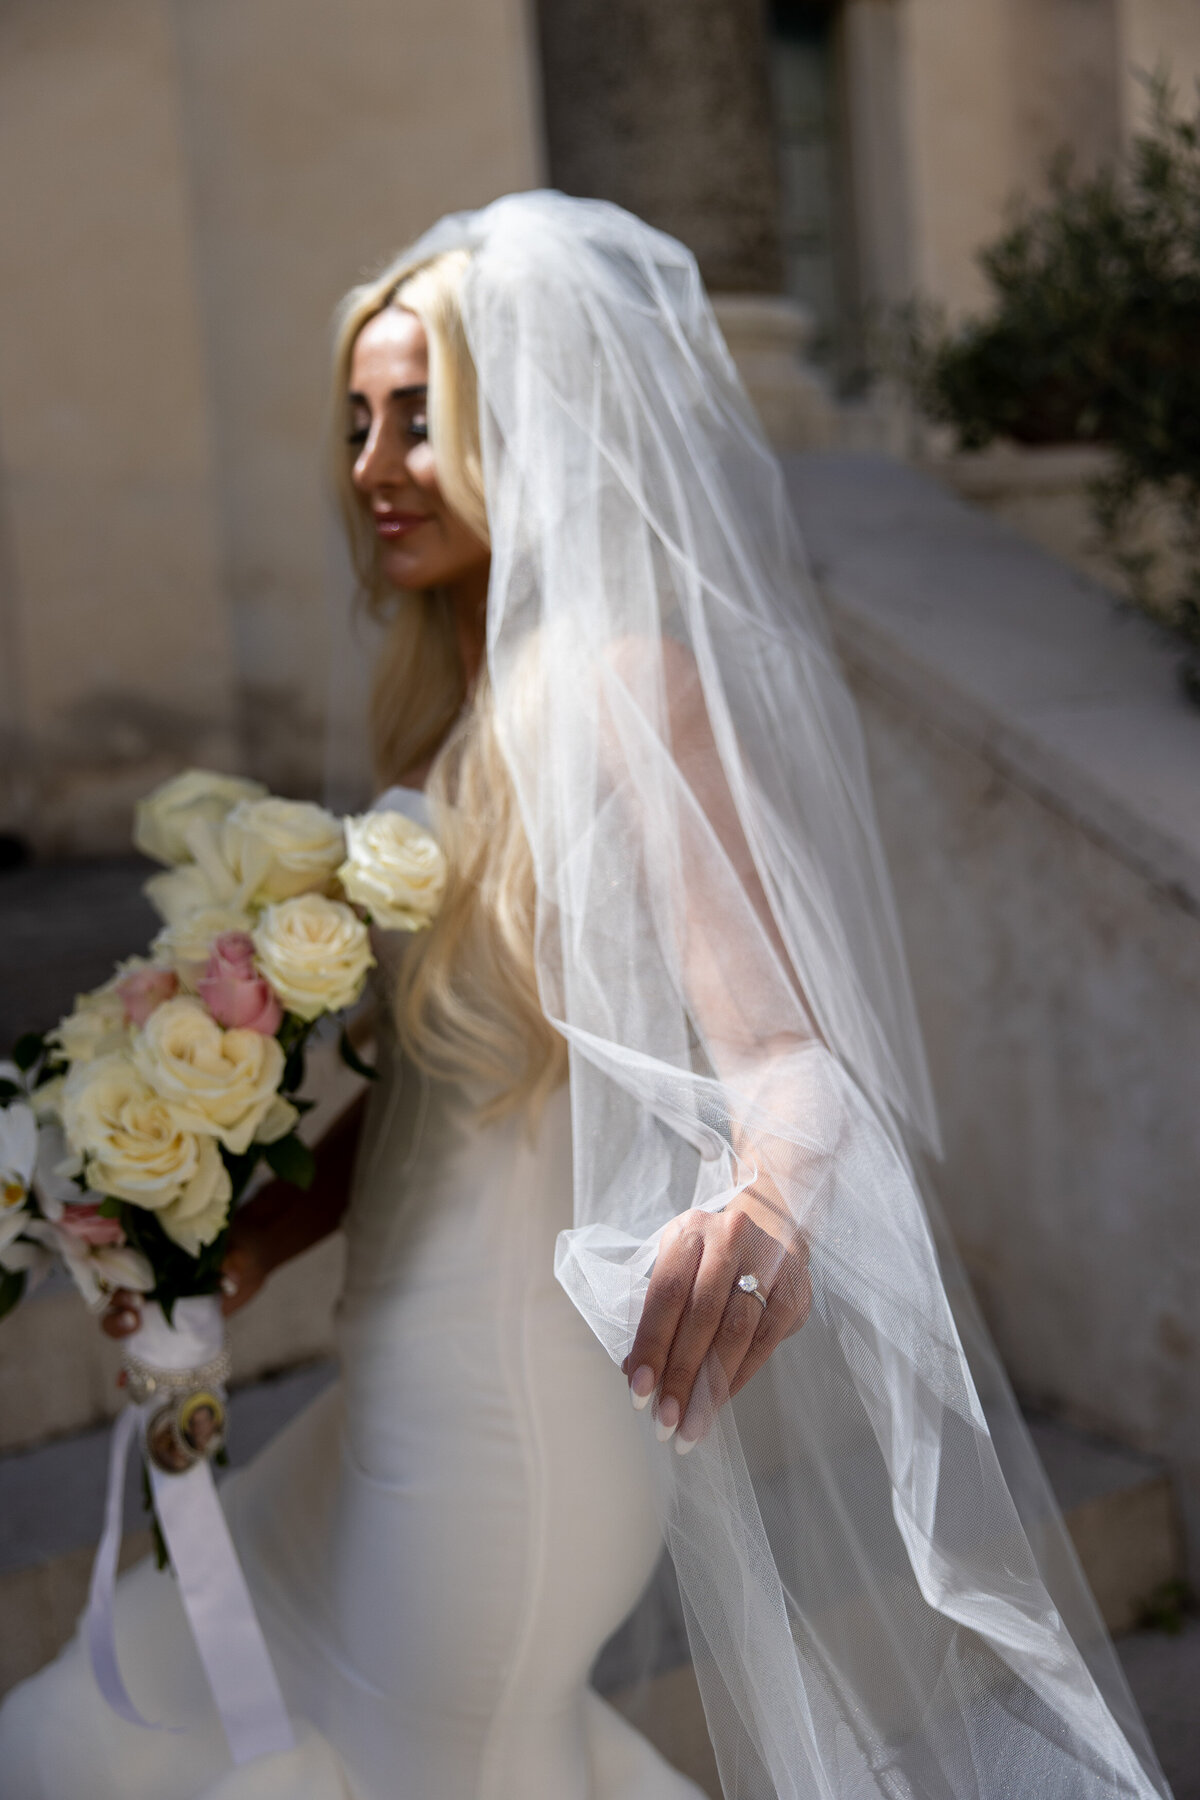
[{"xmin": 381, "ymin": 548, "xmax": 434, "ymax": 592}]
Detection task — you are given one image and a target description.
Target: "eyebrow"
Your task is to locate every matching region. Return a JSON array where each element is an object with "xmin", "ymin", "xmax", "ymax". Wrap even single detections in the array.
[{"xmin": 347, "ymin": 384, "xmax": 428, "ymax": 404}]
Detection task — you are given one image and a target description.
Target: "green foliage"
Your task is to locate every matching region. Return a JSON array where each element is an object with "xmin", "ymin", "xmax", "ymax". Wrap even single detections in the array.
[
  {"xmin": 897, "ymin": 76, "xmax": 1200, "ymax": 692},
  {"xmin": 1138, "ymin": 1576, "xmax": 1197, "ymax": 1636},
  {"xmin": 118, "ymin": 1202, "xmax": 229, "ymax": 1323},
  {"xmin": 12, "ymin": 1033, "xmax": 45, "ymax": 1074},
  {"xmin": 263, "ymin": 1133, "xmax": 316, "ymax": 1190},
  {"xmin": 0, "ymin": 1266, "xmax": 26, "ymax": 1321},
  {"xmin": 338, "ymin": 1027, "xmax": 379, "ymax": 1083}
]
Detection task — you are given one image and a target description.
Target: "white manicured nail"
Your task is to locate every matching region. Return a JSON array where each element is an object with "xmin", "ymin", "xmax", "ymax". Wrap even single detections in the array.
[
  {"xmin": 655, "ymin": 1396, "xmax": 679, "ymax": 1442},
  {"xmin": 675, "ymin": 1434, "xmax": 698, "ymax": 1456},
  {"xmin": 630, "ymin": 1365, "xmax": 655, "ymax": 1411}
]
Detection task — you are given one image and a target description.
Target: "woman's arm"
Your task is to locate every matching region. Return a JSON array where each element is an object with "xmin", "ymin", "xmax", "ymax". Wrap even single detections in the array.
[
  {"xmin": 604, "ymin": 638, "xmax": 819, "ymax": 1446},
  {"xmin": 101, "ymin": 1091, "xmax": 368, "ymax": 1340}
]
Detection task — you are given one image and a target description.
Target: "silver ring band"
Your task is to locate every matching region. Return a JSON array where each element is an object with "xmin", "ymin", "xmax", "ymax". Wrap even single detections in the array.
[{"xmin": 737, "ymin": 1272, "xmax": 769, "ymax": 1313}]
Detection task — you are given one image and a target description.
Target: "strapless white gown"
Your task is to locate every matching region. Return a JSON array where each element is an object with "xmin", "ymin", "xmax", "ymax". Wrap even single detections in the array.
[{"xmin": 0, "ymin": 1030, "xmax": 705, "ymax": 1797}]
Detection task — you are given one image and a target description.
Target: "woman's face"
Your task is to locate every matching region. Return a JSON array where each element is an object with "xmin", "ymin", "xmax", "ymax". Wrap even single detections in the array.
[{"xmin": 347, "ymin": 306, "xmax": 490, "ymax": 594}]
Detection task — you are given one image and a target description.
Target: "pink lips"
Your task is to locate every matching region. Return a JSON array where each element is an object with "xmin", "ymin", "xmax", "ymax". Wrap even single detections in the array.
[{"xmin": 373, "ymin": 511, "xmax": 431, "ymax": 539}]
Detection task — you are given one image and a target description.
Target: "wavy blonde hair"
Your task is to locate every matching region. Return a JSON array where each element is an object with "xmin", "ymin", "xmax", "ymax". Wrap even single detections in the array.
[{"xmin": 332, "ymin": 248, "xmax": 567, "ymax": 1126}]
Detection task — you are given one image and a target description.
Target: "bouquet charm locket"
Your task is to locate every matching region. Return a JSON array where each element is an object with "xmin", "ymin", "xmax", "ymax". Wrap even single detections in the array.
[
  {"xmin": 123, "ymin": 1297, "xmax": 232, "ymax": 1477},
  {"xmin": 0, "ymin": 770, "xmax": 445, "ymax": 1769}
]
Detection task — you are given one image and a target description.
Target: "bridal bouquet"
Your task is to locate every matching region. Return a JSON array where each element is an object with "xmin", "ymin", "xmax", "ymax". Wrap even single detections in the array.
[
  {"xmin": 0, "ymin": 769, "xmax": 445, "ymax": 1444},
  {"xmin": 0, "ymin": 771, "xmax": 444, "ymax": 1749}
]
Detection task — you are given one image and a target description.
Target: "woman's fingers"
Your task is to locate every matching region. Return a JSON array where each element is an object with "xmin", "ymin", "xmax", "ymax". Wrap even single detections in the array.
[
  {"xmin": 624, "ymin": 1219, "xmax": 706, "ymax": 1422},
  {"xmin": 727, "ymin": 1250, "xmax": 813, "ymax": 1401},
  {"xmin": 625, "ymin": 1210, "xmax": 814, "ymax": 1449},
  {"xmin": 101, "ymin": 1289, "xmax": 142, "ymax": 1339},
  {"xmin": 219, "ymin": 1242, "xmax": 265, "ymax": 1317},
  {"xmin": 660, "ymin": 1240, "xmax": 764, "ymax": 1448}
]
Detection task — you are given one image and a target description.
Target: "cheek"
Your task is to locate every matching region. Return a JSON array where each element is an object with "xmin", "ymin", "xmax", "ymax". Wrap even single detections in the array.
[{"xmin": 407, "ymin": 444, "xmax": 442, "ymax": 501}]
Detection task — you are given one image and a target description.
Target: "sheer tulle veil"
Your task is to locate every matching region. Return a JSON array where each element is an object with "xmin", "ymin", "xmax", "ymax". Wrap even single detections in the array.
[{"xmin": 365, "ymin": 193, "xmax": 1170, "ymax": 1799}]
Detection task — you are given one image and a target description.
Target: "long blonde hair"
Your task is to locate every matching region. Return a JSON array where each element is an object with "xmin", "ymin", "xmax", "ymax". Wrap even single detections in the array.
[{"xmin": 331, "ymin": 248, "xmax": 567, "ymax": 1125}]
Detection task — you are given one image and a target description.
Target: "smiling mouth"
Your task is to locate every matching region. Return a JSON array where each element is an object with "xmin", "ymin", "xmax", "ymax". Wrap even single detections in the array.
[{"xmin": 374, "ymin": 513, "xmax": 431, "ymax": 540}]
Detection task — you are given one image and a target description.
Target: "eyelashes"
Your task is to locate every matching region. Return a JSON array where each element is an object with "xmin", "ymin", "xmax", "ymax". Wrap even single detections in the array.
[{"xmin": 345, "ymin": 419, "xmax": 428, "ymax": 450}]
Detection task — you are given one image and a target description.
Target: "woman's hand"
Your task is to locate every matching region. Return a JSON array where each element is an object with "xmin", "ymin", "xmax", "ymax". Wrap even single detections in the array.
[{"xmin": 623, "ymin": 1202, "xmax": 812, "ymax": 1453}]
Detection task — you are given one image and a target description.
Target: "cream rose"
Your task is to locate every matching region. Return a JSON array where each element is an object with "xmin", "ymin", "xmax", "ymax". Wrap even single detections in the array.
[
  {"xmin": 152, "ymin": 905, "xmax": 257, "ymax": 990},
  {"xmin": 144, "ymin": 862, "xmax": 223, "ymax": 928},
  {"xmin": 48, "ymin": 986, "xmax": 129, "ymax": 1065},
  {"xmin": 61, "ymin": 1054, "xmax": 232, "ymax": 1223},
  {"xmin": 135, "ymin": 769, "xmax": 267, "ymax": 867},
  {"xmin": 156, "ymin": 1145, "xmax": 235, "ymax": 1255},
  {"xmin": 131, "ymin": 997, "xmax": 285, "ymax": 1155},
  {"xmin": 338, "ymin": 811, "xmax": 447, "ymax": 931},
  {"xmin": 252, "ymin": 894, "xmax": 375, "ymax": 1021},
  {"xmin": 222, "ymin": 798, "xmax": 346, "ymax": 905}
]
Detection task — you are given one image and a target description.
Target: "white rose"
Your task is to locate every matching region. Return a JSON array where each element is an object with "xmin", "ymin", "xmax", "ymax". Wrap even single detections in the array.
[
  {"xmin": 144, "ymin": 862, "xmax": 223, "ymax": 927},
  {"xmin": 131, "ymin": 997, "xmax": 285, "ymax": 1155},
  {"xmin": 135, "ymin": 769, "xmax": 267, "ymax": 867},
  {"xmin": 223, "ymin": 798, "xmax": 346, "ymax": 905},
  {"xmin": 61, "ymin": 1053, "xmax": 232, "ymax": 1220},
  {"xmin": 338, "ymin": 811, "xmax": 447, "ymax": 931},
  {"xmin": 152, "ymin": 905, "xmax": 256, "ymax": 989},
  {"xmin": 157, "ymin": 1146, "xmax": 235, "ymax": 1255},
  {"xmin": 252, "ymin": 894, "xmax": 375, "ymax": 1021},
  {"xmin": 48, "ymin": 987, "xmax": 129, "ymax": 1065}
]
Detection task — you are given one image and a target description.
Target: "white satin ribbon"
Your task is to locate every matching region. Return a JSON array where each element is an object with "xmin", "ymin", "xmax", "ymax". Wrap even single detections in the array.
[{"xmin": 84, "ymin": 1297, "xmax": 296, "ymax": 1767}]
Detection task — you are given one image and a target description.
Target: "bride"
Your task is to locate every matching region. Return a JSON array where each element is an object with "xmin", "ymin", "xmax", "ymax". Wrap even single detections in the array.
[{"xmin": 0, "ymin": 193, "xmax": 1171, "ymax": 1800}]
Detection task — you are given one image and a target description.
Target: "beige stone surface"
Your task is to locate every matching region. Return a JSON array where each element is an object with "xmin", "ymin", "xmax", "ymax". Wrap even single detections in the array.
[
  {"xmin": 0, "ymin": 0, "xmax": 237, "ymax": 848},
  {"xmin": 1069, "ymin": 1477, "xmax": 1184, "ymax": 1636},
  {"xmin": 0, "ymin": 1531, "xmax": 151, "ymax": 1699},
  {"xmin": 713, "ymin": 296, "xmax": 836, "ymax": 453},
  {"xmin": 608, "ymin": 1665, "xmax": 721, "ymax": 1798},
  {"xmin": 0, "ymin": 0, "xmax": 543, "ymax": 849},
  {"xmin": 788, "ymin": 452, "xmax": 1200, "ymax": 1573},
  {"xmin": 168, "ymin": 0, "xmax": 544, "ymax": 796}
]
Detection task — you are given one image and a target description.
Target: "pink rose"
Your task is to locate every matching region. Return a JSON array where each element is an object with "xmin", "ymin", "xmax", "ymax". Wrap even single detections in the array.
[
  {"xmin": 115, "ymin": 965, "xmax": 179, "ymax": 1026},
  {"xmin": 198, "ymin": 931, "xmax": 283, "ymax": 1035},
  {"xmin": 58, "ymin": 1203, "xmax": 125, "ymax": 1248}
]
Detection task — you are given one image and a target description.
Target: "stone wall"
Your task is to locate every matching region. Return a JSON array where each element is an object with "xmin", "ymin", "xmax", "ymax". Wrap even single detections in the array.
[
  {"xmin": 787, "ymin": 451, "xmax": 1200, "ymax": 1573},
  {"xmin": 0, "ymin": 0, "xmax": 543, "ymax": 853}
]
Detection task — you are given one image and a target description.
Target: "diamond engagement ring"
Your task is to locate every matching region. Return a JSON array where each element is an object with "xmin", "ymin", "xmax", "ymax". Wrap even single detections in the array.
[{"xmin": 737, "ymin": 1273, "xmax": 769, "ymax": 1312}]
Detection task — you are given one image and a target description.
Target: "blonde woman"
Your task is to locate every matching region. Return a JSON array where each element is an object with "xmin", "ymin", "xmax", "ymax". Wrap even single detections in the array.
[{"xmin": 0, "ymin": 195, "xmax": 1169, "ymax": 1800}]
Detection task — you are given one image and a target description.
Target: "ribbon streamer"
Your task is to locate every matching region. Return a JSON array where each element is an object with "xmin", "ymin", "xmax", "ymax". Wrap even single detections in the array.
[{"xmin": 84, "ymin": 1297, "xmax": 295, "ymax": 1767}]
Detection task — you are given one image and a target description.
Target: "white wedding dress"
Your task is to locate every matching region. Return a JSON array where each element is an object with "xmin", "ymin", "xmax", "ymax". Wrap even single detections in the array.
[{"xmin": 0, "ymin": 805, "xmax": 704, "ymax": 1800}]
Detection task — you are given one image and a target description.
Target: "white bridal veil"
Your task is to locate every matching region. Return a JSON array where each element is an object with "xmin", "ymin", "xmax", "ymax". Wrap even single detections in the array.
[{"xmin": 382, "ymin": 193, "xmax": 1169, "ymax": 1799}]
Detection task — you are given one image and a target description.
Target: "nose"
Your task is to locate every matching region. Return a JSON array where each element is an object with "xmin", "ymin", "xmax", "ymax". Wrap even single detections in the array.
[{"xmin": 351, "ymin": 417, "xmax": 406, "ymax": 495}]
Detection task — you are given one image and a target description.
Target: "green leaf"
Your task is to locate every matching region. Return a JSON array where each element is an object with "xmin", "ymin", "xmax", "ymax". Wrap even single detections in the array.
[
  {"xmin": 338, "ymin": 1028, "xmax": 379, "ymax": 1083},
  {"xmin": 97, "ymin": 1197, "xmax": 124, "ymax": 1219},
  {"xmin": 0, "ymin": 1266, "xmax": 26, "ymax": 1320},
  {"xmin": 222, "ymin": 1145, "xmax": 263, "ymax": 1203},
  {"xmin": 282, "ymin": 1043, "xmax": 306, "ymax": 1094},
  {"xmin": 12, "ymin": 1033, "xmax": 44, "ymax": 1074},
  {"xmin": 264, "ymin": 1133, "xmax": 317, "ymax": 1190}
]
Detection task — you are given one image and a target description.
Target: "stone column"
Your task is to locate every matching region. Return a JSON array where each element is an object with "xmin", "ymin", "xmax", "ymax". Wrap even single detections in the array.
[
  {"xmin": 534, "ymin": 0, "xmax": 834, "ymax": 446},
  {"xmin": 535, "ymin": 0, "xmax": 784, "ymax": 293}
]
